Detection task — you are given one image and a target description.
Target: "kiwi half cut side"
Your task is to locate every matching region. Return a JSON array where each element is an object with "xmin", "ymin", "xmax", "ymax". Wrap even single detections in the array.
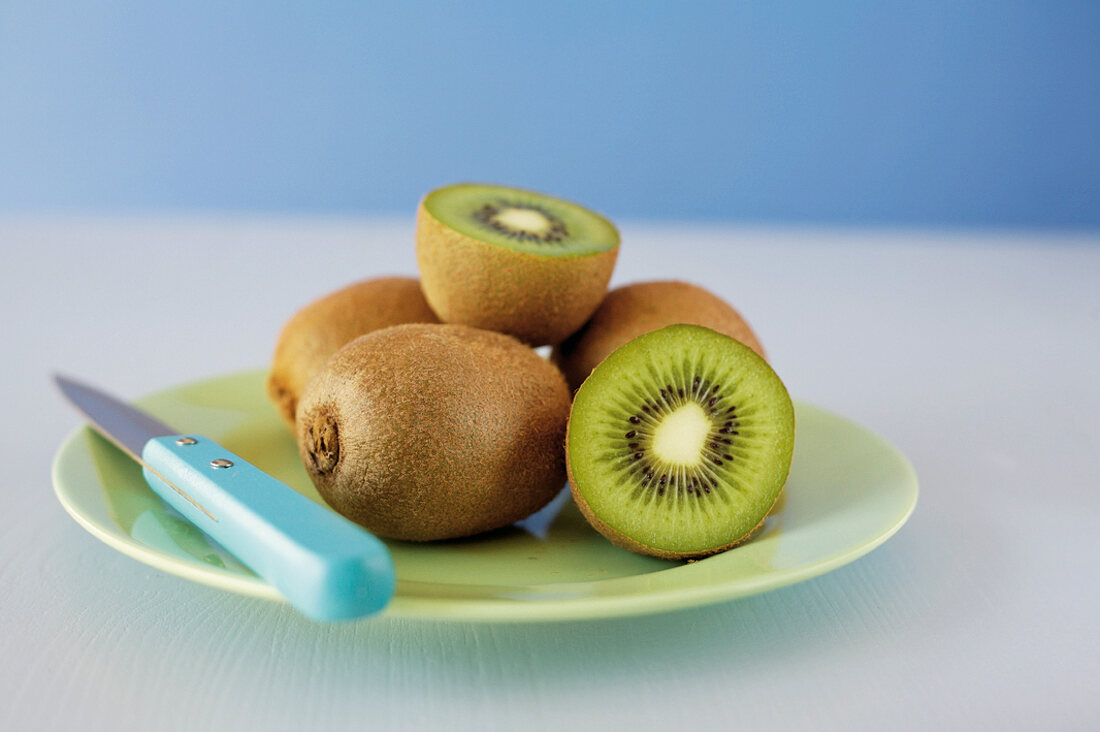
[
  {"xmin": 416, "ymin": 183, "xmax": 620, "ymax": 346},
  {"xmin": 566, "ymin": 324, "xmax": 795, "ymax": 560}
]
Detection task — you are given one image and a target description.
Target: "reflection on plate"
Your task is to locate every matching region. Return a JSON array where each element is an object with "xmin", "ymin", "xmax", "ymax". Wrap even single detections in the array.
[{"xmin": 51, "ymin": 370, "xmax": 917, "ymax": 622}]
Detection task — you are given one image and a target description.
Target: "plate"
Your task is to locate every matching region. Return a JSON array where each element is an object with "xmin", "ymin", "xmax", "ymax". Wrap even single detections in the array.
[{"xmin": 52, "ymin": 370, "xmax": 918, "ymax": 622}]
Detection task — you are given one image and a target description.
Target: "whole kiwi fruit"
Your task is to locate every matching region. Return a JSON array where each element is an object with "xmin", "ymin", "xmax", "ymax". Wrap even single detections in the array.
[
  {"xmin": 566, "ymin": 324, "xmax": 795, "ymax": 560},
  {"xmin": 266, "ymin": 277, "xmax": 439, "ymax": 426},
  {"xmin": 552, "ymin": 280, "xmax": 766, "ymax": 391},
  {"xmin": 416, "ymin": 182, "xmax": 620, "ymax": 346},
  {"xmin": 296, "ymin": 323, "xmax": 572, "ymax": 541}
]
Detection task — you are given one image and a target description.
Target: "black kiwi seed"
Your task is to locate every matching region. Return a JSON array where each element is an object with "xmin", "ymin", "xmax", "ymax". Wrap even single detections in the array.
[
  {"xmin": 471, "ymin": 200, "xmax": 570, "ymax": 244},
  {"xmin": 604, "ymin": 366, "xmax": 756, "ymax": 505}
]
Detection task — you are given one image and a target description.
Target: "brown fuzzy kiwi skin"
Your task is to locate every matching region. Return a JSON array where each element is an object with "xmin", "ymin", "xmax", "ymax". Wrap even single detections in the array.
[
  {"xmin": 266, "ymin": 277, "xmax": 439, "ymax": 426},
  {"xmin": 415, "ymin": 196, "xmax": 619, "ymax": 347},
  {"xmin": 296, "ymin": 323, "xmax": 572, "ymax": 542},
  {"xmin": 552, "ymin": 280, "xmax": 767, "ymax": 391}
]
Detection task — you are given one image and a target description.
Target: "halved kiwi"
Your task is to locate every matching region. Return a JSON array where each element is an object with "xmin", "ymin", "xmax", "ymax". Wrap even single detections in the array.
[
  {"xmin": 416, "ymin": 183, "xmax": 620, "ymax": 346},
  {"xmin": 566, "ymin": 324, "xmax": 795, "ymax": 560}
]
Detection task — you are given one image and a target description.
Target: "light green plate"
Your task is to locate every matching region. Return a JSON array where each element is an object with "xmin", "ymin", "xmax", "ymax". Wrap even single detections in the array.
[{"xmin": 52, "ymin": 370, "xmax": 917, "ymax": 623}]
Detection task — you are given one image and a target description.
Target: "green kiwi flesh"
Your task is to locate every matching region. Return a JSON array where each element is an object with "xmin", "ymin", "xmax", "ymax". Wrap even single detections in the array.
[
  {"xmin": 423, "ymin": 183, "xmax": 618, "ymax": 257},
  {"xmin": 566, "ymin": 324, "xmax": 795, "ymax": 559}
]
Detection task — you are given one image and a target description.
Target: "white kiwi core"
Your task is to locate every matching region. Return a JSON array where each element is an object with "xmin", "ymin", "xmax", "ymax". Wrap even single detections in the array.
[
  {"xmin": 494, "ymin": 206, "xmax": 552, "ymax": 234},
  {"xmin": 650, "ymin": 401, "xmax": 710, "ymax": 466}
]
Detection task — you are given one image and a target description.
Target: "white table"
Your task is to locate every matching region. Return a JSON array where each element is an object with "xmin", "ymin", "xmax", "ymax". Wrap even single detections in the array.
[{"xmin": 2, "ymin": 218, "xmax": 1097, "ymax": 730}]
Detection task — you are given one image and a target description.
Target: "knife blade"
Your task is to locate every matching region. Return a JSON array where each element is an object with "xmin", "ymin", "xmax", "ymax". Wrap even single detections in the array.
[{"xmin": 55, "ymin": 374, "xmax": 395, "ymax": 622}]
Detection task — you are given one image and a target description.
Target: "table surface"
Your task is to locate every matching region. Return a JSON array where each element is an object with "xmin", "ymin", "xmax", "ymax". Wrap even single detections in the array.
[{"xmin": 1, "ymin": 218, "xmax": 1097, "ymax": 731}]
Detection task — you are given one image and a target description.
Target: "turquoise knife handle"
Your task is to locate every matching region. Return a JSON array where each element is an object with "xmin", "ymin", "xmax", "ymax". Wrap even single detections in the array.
[{"xmin": 140, "ymin": 435, "xmax": 395, "ymax": 621}]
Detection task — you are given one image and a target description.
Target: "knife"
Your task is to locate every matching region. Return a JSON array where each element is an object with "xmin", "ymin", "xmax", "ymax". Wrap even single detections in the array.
[{"xmin": 54, "ymin": 375, "xmax": 396, "ymax": 622}]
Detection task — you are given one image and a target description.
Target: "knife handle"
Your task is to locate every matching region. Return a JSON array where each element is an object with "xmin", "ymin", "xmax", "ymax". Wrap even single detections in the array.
[{"xmin": 140, "ymin": 435, "xmax": 395, "ymax": 621}]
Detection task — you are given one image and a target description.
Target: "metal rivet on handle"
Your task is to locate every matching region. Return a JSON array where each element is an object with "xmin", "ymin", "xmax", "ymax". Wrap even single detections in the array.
[
  {"xmin": 176, "ymin": 437, "xmax": 198, "ymax": 446},
  {"xmin": 210, "ymin": 458, "xmax": 234, "ymax": 469}
]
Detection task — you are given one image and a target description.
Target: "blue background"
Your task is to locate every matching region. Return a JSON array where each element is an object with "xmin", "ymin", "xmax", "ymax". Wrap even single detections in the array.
[{"xmin": 1, "ymin": 1, "xmax": 1097, "ymax": 227}]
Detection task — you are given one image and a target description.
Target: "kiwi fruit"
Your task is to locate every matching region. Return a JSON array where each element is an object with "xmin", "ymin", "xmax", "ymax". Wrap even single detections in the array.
[
  {"xmin": 416, "ymin": 183, "xmax": 620, "ymax": 346},
  {"xmin": 296, "ymin": 323, "xmax": 572, "ymax": 541},
  {"xmin": 552, "ymin": 280, "xmax": 767, "ymax": 391},
  {"xmin": 565, "ymin": 324, "xmax": 794, "ymax": 560},
  {"xmin": 266, "ymin": 277, "xmax": 439, "ymax": 426}
]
